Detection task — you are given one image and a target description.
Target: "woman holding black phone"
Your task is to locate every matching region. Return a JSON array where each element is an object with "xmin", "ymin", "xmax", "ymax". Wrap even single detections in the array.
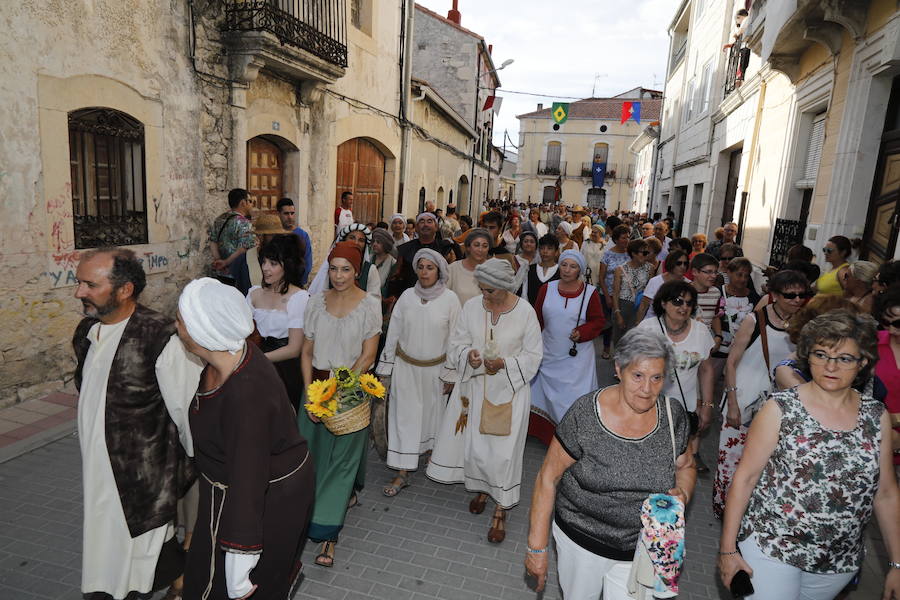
[{"xmin": 718, "ymin": 311, "xmax": 900, "ymax": 600}]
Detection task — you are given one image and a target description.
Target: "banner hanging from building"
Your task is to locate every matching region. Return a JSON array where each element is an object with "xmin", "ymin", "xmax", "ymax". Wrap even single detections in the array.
[
  {"xmin": 620, "ymin": 101, "xmax": 641, "ymax": 124},
  {"xmin": 592, "ymin": 158, "xmax": 607, "ymax": 188},
  {"xmin": 552, "ymin": 102, "xmax": 569, "ymax": 124}
]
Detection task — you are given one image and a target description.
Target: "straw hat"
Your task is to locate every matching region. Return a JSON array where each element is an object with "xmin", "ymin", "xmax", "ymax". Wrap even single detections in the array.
[
  {"xmin": 252, "ymin": 212, "xmax": 285, "ymax": 235},
  {"xmin": 570, "ymin": 205, "xmax": 587, "ymax": 214}
]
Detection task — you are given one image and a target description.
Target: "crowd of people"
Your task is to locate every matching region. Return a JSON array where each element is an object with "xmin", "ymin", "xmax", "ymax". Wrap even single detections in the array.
[{"xmin": 71, "ymin": 187, "xmax": 900, "ymax": 600}]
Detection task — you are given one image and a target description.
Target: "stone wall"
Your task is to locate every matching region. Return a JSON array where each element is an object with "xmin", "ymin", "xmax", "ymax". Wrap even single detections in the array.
[{"xmin": 0, "ymin": 0, "xmax": 233, "ymax": 406}]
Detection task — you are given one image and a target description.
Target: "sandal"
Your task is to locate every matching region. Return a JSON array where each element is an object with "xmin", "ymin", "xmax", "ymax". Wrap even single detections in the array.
[
  {"xmin": 468, "ymin": 493, "xmax": 487, "ymax": 515},
  {"xmin": 347, "ymin": 493, "xmax": 361, "ymax": 509},
  {"xmin": 487, "ymin": 508, "xmax": 506, "ymax": 544},
  {"xmin": 382, "ymin": 473, "xmax": 410, "ymax": 497},
  {"xmin": 314, "ymin": 541, "xmax": 336, "ymax": 568}
]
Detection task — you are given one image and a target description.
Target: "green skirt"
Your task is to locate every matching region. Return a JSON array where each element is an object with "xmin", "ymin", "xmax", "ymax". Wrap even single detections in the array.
[{"xmin": 297, "ymin": 412, "xmax": 368, "ymax": 542}]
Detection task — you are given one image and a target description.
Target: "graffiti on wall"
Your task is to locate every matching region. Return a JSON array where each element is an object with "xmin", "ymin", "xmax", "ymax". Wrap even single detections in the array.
[{"xmin": 45, "ymin": 243, "xmax": 170, "ymax": 288}]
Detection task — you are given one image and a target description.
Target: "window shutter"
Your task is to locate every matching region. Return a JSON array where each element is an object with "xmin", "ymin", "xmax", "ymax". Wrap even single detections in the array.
[{"xmin": 804, "ymin": 114, "xmax": 826, "ymax": 182}]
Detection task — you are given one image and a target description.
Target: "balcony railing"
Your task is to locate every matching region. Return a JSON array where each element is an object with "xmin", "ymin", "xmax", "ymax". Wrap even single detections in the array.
[
  {"xmin": 538, "ymin": 160, "xmax": 566, "ymax": 176},
  {"xmin": 723, "ymin": 38, "xmax": 745, "ymax": 98},
  {"xmin": 768, "ymin": 218, "xmax": 805, "ymax": 269},
  {"xmin": 581, "ymin": 162, "xmax": 593, "ymax": 177},
  {"xmin": 224, "ymin": 0, "xmax": 348, "ymax": 68}
]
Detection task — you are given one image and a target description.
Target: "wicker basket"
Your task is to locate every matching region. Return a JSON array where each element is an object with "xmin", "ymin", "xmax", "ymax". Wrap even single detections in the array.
[{"xmin": 323, "ymin": 399, "xmax": 371, "ymax": 435}]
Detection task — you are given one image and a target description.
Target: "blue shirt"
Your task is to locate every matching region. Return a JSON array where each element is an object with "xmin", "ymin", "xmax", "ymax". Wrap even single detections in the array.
[{"xmin": 292, "ymin": 227, "xmax": 313, "ymax": 287}]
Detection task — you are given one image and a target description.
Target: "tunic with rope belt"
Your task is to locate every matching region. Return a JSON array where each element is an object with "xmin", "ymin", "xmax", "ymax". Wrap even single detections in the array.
[{"xmin": 183, "ymin": 344, "xmax": 314, "ymax": 600}]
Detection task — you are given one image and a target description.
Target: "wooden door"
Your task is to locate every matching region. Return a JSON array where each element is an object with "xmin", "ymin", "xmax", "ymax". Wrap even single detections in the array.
[
  {"xmin": 247, "ymin": 137, "xmax": 283, "ymax": 211},
  {"xmin": 862, "ymin": 138, "xmax": 900, "ymax": 264},
  {"xmin": 336, "ymin": 138, "xmax": 385, "ymax": 225}
]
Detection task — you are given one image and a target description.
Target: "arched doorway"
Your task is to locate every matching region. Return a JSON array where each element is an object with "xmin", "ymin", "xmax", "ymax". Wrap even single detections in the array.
[
  {"xmin": 247, "ymin": 136, "xmax": 283, "ymax": 210},
  {"xmin": 336, "ymin": 137, "xmax": 386, "ymax": 225},
  {"xmin": 457, "ymin": 175, "xmax": 469, "ymax": 213}
]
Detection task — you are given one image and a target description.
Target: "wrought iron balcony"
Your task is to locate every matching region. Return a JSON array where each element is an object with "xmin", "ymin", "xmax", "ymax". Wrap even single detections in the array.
[
  {"xmin": 768, "ymin": 218, "xmax": 805, "ymax": 269},
  {"xmin": 537, "ymin": 160, "xmax": 566, "ymax": 176},
  {"xmin": 223, "ymin": 0, "xmax": 348, "ymax": 69},
  {"xmin": 723, "ymin": 39, "xmax": 747, "ymax": 98}
]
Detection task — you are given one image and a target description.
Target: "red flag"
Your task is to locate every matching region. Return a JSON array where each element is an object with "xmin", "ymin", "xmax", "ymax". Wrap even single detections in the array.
[{"xmin": 482, "ymin": 96, "xmax": 495, "ymax": 111}]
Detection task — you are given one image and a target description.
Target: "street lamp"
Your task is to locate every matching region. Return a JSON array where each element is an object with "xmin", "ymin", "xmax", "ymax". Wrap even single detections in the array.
[{"xmin": 469, "ymin": 54, "xmax": 514, "ymax": 216}]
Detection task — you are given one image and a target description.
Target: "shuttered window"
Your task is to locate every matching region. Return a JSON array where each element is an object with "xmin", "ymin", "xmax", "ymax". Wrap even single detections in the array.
[
  {"xmin": 546, "ymin": 142, "xmax": 562, "ymax": 168},
  {"xmin": 797, "ymin": 113, "xmax": 826, "ymax": 189}
]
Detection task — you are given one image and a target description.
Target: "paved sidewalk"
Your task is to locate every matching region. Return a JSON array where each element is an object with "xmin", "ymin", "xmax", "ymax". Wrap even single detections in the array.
[
  {"xmin": 0, "ymin": 361, "xmax": 889, "ymax": 599},
  {"xmin": 0, "ymin": 393, "xmax": 77, "ymax": 464}
]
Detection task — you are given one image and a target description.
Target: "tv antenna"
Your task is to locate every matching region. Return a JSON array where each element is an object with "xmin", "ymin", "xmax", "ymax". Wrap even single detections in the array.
[{"xmin": 591, "ymin": 73, "xmax": 608, "ymax": 98}]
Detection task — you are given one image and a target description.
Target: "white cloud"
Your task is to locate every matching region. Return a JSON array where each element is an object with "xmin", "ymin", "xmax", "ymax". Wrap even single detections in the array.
[{"xmin": 415, "ymin": 0, "xmax": 675, "ymax": 146}]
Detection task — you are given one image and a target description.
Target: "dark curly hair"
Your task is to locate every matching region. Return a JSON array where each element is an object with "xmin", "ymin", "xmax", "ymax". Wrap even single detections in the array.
[
  {"xmin": 83, "ymin": 247, "xmax": 147, "ymax": 299},
  {"xmin": 652, "ymin": 280, "xmax": 698, "ymax": 318},
  {"xmin": 259, "ymin": 234, "xmax": 304, "ymax": 294}
]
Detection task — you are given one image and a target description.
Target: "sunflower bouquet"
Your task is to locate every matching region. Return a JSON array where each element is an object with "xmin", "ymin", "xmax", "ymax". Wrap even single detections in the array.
[{"xmin": 305, "ymin": 367, "xmax": 386, "ymax": 435}]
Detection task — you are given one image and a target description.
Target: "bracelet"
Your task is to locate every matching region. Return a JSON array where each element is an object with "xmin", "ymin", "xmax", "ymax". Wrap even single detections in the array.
[
  {"xmin": 713, "ymin": 334, "xmax": 723, "ymax": 341},
  {"xmin": 614, "ymin": 309, "xmax": 621, "ymax": 313},
  {"xmin": 718, "ymin": 550, "xmax": 740, "ymax": 556},
  {"xmin": 889, "ymin": 561, "xmax": 900, "ymax": 569},
  {"xmin": 527, "ymin": 546, "xmax": 549, "ymax": 554},
  {"xmin": 701, "ymin": 401, "xmax": 715, "ymax": 408},
  {"xmin": 724, "ymin": 386, "xmax": 738, "ymax": 393}
]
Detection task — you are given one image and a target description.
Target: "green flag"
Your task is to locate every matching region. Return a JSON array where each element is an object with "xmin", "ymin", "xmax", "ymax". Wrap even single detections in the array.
[{"xmin": 552, "ymin": 102, "xmax": 569, "ymax": 124}]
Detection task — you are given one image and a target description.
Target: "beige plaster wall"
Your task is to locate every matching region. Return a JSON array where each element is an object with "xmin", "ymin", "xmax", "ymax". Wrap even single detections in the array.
[{"xmin": 0, "ymin": 1, "xmax": 209, "ymax": 405}]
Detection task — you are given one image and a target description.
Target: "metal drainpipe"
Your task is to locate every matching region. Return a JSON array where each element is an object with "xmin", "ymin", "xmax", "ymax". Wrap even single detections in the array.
[
  {"xmin": 468, "ymin": 47, "xmax": 482, "ymax": 218},
  {"xmin": 397, "ymin": 0, "xmax": 414, "ymax": 216}
]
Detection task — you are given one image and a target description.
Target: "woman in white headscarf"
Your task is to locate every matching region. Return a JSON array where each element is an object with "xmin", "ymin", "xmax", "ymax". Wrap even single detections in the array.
[
  {"xmin": 529, "ymin": 250, "xmax": 605, "ymax": 445},
  {"xmin": 556, "ymin": 221, "xmax": 577, "ymax": 252},
  {"xmin": 376, "ymin": 249, "xmax": 461, "ymax": 497},
  {"xmin": 177, "ymin": 278, "xmax": 314, "ymax": 600},
  {"xmin": 427, "ymin": 259, "xmax": 543, "ymax": 544}
]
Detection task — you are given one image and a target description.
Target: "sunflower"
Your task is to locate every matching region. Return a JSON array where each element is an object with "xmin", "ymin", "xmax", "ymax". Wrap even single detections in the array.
[
  {"xmin": 305, "ymin": 378, "xmax": 338, "ymax": 418},
  {"xmin": 334, "ymin": 366, "xmax": 357, "ymax": 389},
  {"xmin": 359, "ymin": 373, "xmax": 386, "ymax": 398}
]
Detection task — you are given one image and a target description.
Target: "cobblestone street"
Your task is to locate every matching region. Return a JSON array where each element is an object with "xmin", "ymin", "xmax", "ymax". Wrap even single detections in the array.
[{"xmin": 0, "ymin": 358, "xmax": 889, "ymax": 599}]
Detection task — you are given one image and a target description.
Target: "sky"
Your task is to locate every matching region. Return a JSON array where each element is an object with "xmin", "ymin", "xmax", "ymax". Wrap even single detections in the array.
[{"xmin": 415, "ymin": 0, "xmax": 675, "ymax": 152}]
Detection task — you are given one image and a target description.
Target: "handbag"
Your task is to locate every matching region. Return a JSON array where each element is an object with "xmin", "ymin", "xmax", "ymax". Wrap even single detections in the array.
[
  {"xmin": 740, "ymin": 308, "xmax": 772, "ymax": 425},
  {"xmin": 627, "ymin": 398, "xmax": 680, "ymax": 599},
  {"xmin": 478, "ymin": 312, "xmax": 512, "ymax": 436}
]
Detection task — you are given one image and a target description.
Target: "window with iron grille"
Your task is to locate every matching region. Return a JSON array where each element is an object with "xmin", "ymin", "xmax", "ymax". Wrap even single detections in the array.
[
  {"xmin": 68, "ymin": 108, "xmax": 148, "ymax": 249},
  {"xmin": 350, "ymin": 0, "xmax": 361, "ymax": 29}
]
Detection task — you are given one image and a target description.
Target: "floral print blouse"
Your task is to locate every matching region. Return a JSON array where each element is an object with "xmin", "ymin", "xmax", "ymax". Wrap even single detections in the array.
[{"xmin": 739, "ymin": 387, "xmax": 883, "ymax": 573}]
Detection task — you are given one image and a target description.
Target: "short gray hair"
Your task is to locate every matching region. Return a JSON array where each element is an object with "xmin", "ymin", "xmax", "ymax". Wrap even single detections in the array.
[
  {"xmin": 796, "ymin": 310, "xmax": 878, "ymax": 388},
  {"xmin": 614, "ymin": 328, "xmax": 674, "ymax": 372}
]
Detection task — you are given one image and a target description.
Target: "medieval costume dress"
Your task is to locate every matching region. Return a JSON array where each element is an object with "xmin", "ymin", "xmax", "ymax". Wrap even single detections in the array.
[
  {"xmin": 73, "ymin": 306, "xmax": 200, "ymax": 599},
  {"xmin": 529, "ymin": 276, "xmax": 605, "ymax": 444},
  {"xmin": 376, "ymin": 250, "xmax": 461, "ymax": 471},
  {"xmin": 426, "ymin": 295, "xmax": 543, "ymax": 508},
  {"xmin": 297, "ymin": 292, "xmax": 382, "ymax": 541},
  {"xmin": 183, "ymin": 345, "xmax": 314, "ymax": 600}
]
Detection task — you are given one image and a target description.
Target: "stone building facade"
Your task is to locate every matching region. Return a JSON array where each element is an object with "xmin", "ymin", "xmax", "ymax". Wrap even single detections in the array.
[
  {"xmin": 515, "ymin": 91, "xmax": 661, "ymax": 211},
  {"xmin": 652, "ymin": 0, "xmax": 900, "ymax": 268},
  {"xmin": 0, "ymin": 0, "xmax": 511, "ymax": 405}
]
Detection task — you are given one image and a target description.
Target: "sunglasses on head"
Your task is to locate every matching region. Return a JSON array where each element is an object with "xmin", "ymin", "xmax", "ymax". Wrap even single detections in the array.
[
  {"xmin": 777, "ymin": 291, "xmax": 814, "ymax": 300},
  {"xmin": 668, "ymin": 297, "xmax": 696, "ymax": 307}
]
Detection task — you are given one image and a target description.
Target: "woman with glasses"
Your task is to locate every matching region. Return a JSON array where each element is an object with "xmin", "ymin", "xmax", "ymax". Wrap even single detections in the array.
[
  {"xmin": 875, "ymin": 287, "xmax": 900, "ymax": 482},
  {"xmin": 635, "ymin": 281, "xmax": 715, "ymax": 434},
  {"xmin": 612, "ymin": 239, "xmax": 653, "ymax": 344},
  {"xmin": 636, "ymin": 250, "xmax": 691, "ymax": 322},
  {"xmin": 716, "ymin": 243, "xmax": 742, "ymax": 286},
  {"xmin": 814, "ymin": 235, "xmax": 853, "ymax": 296},
  {"xmin": 718, "ymin": 310, "xmax": 900, "ymax": 600},
  {"xmin": 690, "ymin": 233, "xmax": 708, "ymax": 258},
  {"xmin": 713, "ymin": 270, "xmax": 810, "ymax": 518}
]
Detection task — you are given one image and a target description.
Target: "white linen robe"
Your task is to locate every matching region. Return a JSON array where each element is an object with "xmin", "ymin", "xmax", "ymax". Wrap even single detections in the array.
[
  {"xmin": 79, "ymin": 324, "xmax": 201, "ymax": 598},
  {"xmin": 426, "ymin": 296, "xmax": 543, "ymax": 508},
  {"xmin": 376, "ymin": 288, "xmax": 461, "ymax": 470}
]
